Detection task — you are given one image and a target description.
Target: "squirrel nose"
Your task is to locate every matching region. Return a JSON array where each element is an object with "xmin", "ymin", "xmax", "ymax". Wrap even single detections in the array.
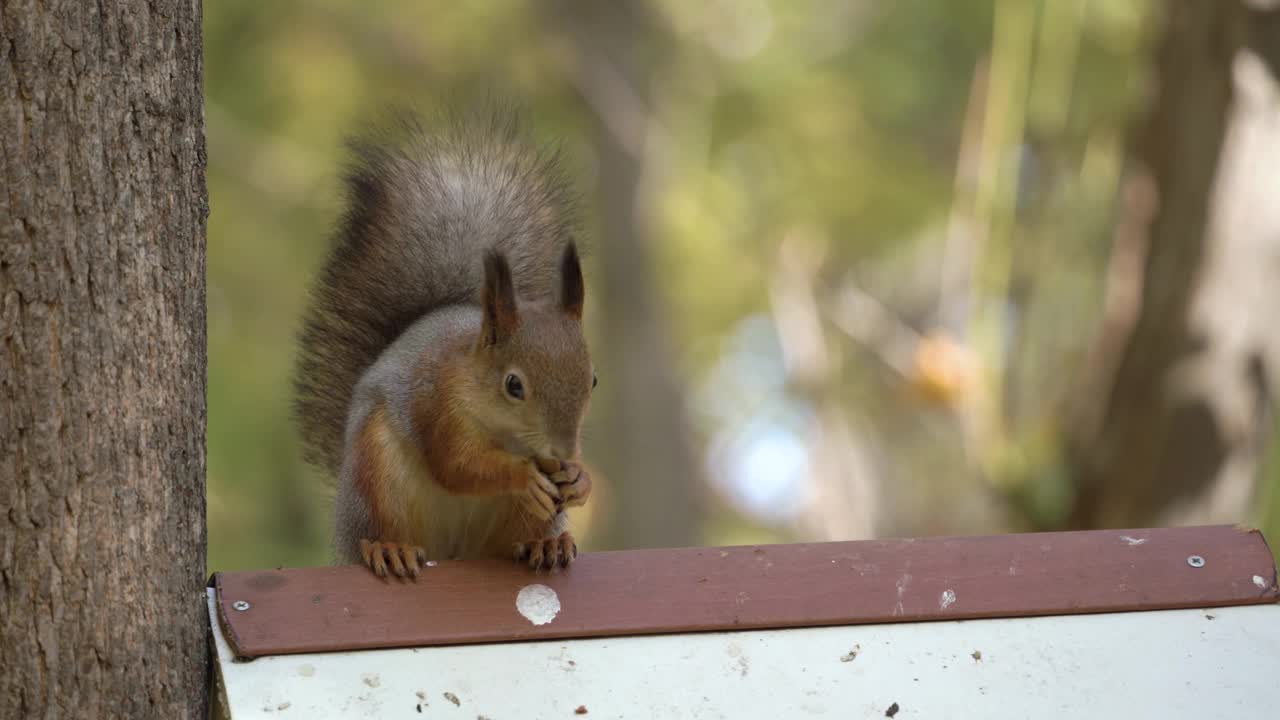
[{"xmin": 548, "ymin": 438, "xmax": 577, "ymax": 462}]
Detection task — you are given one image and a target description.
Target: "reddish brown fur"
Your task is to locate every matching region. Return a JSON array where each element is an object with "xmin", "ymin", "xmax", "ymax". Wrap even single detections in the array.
[
  {"xmin": 415, "ymin": 359, "xmax": 528, "ymax": 497},
  {"xmin": 352, "ymin": 409, "xmax": 388, "ymax": 538},
  {"xmin": 481, "ymin": 252, "xmax": 521, "ymax": 346},
  {"xmin": 408, "ymin": 351, "xmax": 561, "ymax": 547},
  {"xmin": 352, "ymin": 404, "xmax": 435, "ymax": 545},
  {"xmin": 354, "ymin": 399, "xmax": 546, "ymax": 562},
  {"xmin": 354, "ymin": 382, "xmax": 573, "ymax": 569}
]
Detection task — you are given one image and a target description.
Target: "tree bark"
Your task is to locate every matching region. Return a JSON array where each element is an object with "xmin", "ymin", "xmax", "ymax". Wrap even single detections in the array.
[
  {"xmin": 0, "ymin": 1, "xmax": 208, "ymax": 718},
  {"xmin": 1066, "ymin": 1, "xmax": 1280, "ymax": 528},
  {"xmin": 552, "ymin": 0, "xmax": 705, "ymax": 549}
]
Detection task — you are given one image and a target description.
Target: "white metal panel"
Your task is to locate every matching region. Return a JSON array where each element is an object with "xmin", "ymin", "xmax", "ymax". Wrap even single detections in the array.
[{"xmin": 208, "ymin": 591, "xmax": 1280, "ymax": 719}]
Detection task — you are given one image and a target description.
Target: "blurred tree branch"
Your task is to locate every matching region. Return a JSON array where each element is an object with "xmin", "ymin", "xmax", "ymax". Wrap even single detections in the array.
[
  {"xmin": 1065, "ymin": 0, "xmax": 1280, "ymax": 528},
  {"xmin": 1246, "ymin": 1, "xmax": 1280, "ymax": 79},
  {"xmin": 549, "ymin": 0, "xmax": 705, "ymax": 549},
  {"xmin": 772, "ymin": 233, "xmax": 879, "ymax": 540}
]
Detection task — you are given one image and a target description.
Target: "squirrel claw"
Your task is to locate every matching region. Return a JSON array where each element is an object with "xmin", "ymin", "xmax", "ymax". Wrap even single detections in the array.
[
  {"xmin": 360, "ymin": 539, "xmax": 428, "ymax": 581},
  {"xmin": 513, "ymin": 532, "xmax": 578, "ymax": 571}
]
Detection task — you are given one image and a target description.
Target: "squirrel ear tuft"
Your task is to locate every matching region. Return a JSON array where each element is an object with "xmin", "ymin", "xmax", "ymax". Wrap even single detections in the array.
[
  {"xmin": 481, "ymin": 251, "xmax": 519, "ymax": 346},
  {"xmin": 560, "ymin": 242, "xmax": 584, "ymax": 320}
]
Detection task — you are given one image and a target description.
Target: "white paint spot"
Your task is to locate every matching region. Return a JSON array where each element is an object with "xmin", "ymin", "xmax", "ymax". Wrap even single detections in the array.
[
  {"xmin": 940, "ymin": 589, "xmax": 957, "ymax": 610},
  {"xmin": 726, "ymin": 641, "xmax": 749, "ymax": 677},
  {"xmin": 1119, "ymin": 535, "xmax": 1147, "ymax": 546},
  {"xmin": 893, "ymin": 573, "xmax": 912, "ymax": 617},
  {"xmin": 517, "ymin": 584, "xmax": 561, "ymax": 625},
  {"xmin": 425, "ymin": 561, "xmax": 438, "ymax": 567},
  {"xmin": 1255, "ymin": 575, "xmax": 1269, "ymax": 589}
]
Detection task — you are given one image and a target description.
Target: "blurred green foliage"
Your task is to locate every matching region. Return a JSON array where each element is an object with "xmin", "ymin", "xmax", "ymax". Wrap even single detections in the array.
[{"xmin": 205, "ymin": 0, "xmax": 1280, "ymax": 572}]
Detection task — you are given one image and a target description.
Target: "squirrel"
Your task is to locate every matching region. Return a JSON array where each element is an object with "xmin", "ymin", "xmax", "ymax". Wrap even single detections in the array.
[{"xmin": 294, "ymin": 108, "xmax": 595, "ymax": 579}]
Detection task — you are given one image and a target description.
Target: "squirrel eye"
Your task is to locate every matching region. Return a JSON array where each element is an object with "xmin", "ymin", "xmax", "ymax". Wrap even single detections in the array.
[
  {"xmin": 504, "ymin": 373, "xmax": 525, "ymax": 401},
  {"xmin": 592, "ymin": 371, "xmax": 598, "ymax": 390}
]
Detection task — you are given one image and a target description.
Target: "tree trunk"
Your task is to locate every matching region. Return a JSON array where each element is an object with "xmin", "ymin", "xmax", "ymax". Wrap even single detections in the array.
[
  {"xmin": 552, "ymin": 0, "xmax": 705, "ymax": 549},
  {"xmin": 0, "ymin": 1, "xmax": 208, "ymax": 718},
  {"xmin": 1066, "ymin": 0, "xmax": 1280, "ymax": 528}
]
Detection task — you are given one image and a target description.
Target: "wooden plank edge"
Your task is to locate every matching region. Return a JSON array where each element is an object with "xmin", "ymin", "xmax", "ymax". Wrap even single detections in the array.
[
  {"xmin": 224, "ymin": 592, "xmax": 1280, "ymax": 660},
  {"xmin": 205, "ymin": 587, "xmax": 234, "ymax": 720},
  {"xmin": 213, "ymin": 525, "xmax": 1280, "ymax": 659},
  {"xmin": 1251, "ymin": 525, "xmax": 1280, "ymax": 590},
  {"xmin": 210, "ymin": 572, "xmax": 249, "ymax": 660}
]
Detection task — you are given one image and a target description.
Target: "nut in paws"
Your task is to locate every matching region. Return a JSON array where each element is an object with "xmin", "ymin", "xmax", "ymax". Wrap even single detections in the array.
[{"xmin": 549, "ymin": 461, "xmax": 592, "ymax": 508}]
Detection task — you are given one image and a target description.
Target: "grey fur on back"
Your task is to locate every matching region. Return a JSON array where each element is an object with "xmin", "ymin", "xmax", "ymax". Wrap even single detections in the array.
[{"xmin": 295, "ymin": 107, "xmax": 580, "ymax": 475}]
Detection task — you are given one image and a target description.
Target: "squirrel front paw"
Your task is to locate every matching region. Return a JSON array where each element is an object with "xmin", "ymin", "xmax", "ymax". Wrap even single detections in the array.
[
  {"xmin": 359, "ymin": 539, "xmax": 428, "ymax": 580},
  {"xmin": 513, "ymin": 531, "xmax": 578, "ymax": 571},
  {"xmin": 518, "ymin": 461, "xmax": 562, "ymax": 522},
  {"xmin": 549, "ymin": 461, "xmax": 592, "ymax": 508},
  {"xmin": 534, "ymin": 458, "xmax": 592, "ymax": 509}
]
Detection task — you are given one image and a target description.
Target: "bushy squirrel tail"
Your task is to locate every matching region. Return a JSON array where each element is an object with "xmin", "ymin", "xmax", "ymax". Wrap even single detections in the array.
[{"xmin": 293, "ymin": 106, "xmax": 578, "ymax": 475}]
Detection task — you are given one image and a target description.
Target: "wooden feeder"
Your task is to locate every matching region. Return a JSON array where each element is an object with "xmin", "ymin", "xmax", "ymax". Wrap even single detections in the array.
[{"xmin": 208, "ymin": 525, "xmax": 1279, "ymax": 718}]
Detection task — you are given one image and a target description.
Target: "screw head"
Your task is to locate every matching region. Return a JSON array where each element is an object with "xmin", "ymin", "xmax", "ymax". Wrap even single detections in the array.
[
  {"xmin": 1186, "ymin": 555, "xmax": 1206, "ymax": 568},
  {"xmin": 232, "ymin": 600, "xmax": 251, "ymax": 611}
]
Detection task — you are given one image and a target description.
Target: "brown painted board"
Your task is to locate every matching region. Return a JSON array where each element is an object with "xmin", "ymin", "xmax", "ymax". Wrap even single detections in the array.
[{"xmin": 213, "ymin": 525, "xmax": 1278, "ymax": 659}]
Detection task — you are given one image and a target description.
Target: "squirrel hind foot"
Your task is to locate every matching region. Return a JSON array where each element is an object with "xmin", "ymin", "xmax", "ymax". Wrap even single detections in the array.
[
  {"xmin": 513, "ymin": 532, "xmax": 578, "ymax": 572},
  {"xmin": 359, "ymin": 539, "xmax": 428, "ymax": 581}
]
